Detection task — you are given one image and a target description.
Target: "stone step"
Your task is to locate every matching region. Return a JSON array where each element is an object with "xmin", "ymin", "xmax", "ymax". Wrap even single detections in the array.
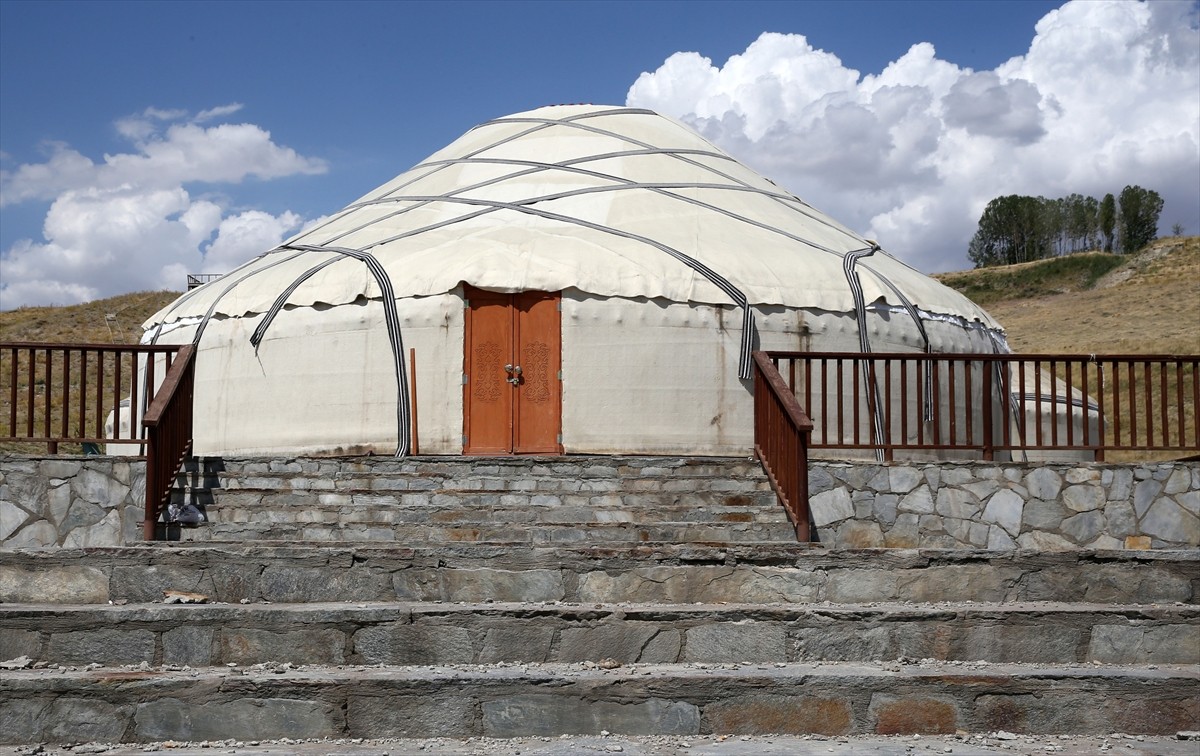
[
  {"xmin": 177, "ymin": 519, "xmax": 798, "ymax": 544},
  {"xmin": 3, "ymin": 661, "xmax": 1197, "ymax": 743},
  {"xmin": 3, "ymin": 601, "xmax": 1196, "ymax": 669},
  {"xmin": 176, "ymin": 456, "xmax": 772, "ymax": 496},
  {"xmin": 187, "ymin": 488, "xmax": 785, "ymax": 515},
  {"xmin": 3, "ymin": 545, "xmax": 1195, "ymax": 606}
]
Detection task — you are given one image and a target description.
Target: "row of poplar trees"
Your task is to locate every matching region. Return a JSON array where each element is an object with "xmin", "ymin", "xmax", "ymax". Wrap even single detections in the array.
[{"xmin": 967, "ymin": 185, "xmax": 1164, "ymax": 268}]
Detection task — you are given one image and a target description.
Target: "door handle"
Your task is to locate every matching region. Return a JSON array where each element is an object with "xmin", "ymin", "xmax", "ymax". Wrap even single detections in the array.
[{"xmin": 505, "ymin": 364, "xmax": 522, "ymax": 386}]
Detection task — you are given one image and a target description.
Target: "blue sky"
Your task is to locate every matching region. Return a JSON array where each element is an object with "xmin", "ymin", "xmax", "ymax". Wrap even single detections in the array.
[{"xmin": 2, "ymin": 0, "xmax": 1197, "ymax": 308}]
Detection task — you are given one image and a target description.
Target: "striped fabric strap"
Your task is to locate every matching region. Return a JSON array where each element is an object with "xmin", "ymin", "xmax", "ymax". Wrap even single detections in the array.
[
  {"xmin": 267, "ymin": 245, "xmax": 411, "ymax": 457},
  {"xmin": 843, "ymin": 245, "xmax": 888, "ymax": 462}
]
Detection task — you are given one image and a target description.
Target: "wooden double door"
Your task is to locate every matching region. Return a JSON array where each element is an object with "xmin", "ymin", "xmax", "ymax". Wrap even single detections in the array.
[{"xmin": 463, "ymin": 287, "xmax": 563, "ymax": 454}]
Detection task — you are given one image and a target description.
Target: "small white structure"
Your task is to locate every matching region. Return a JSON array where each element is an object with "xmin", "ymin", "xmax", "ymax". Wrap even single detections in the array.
[{"xmin": 143, "ymin": 104, "xmax": 1011, "ymax": 458}]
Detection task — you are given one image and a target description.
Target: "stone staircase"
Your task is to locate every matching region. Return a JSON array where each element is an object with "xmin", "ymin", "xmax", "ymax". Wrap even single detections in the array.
[
  {"xmin": 1, "ymin": 455, "xmax": 1198, "ymax": 744},
  {"xmin": 170, "ymin": 456, "xmax": 795, "ymax": 544}
]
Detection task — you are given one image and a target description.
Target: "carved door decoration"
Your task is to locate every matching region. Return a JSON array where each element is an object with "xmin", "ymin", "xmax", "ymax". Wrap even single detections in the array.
[{"xmin": 464, "ymin": 287, "xmax": 562, "ymax": 454}]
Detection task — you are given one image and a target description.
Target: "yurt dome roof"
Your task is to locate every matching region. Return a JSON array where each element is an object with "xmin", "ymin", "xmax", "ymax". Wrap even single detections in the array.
[{"xmin": 148, "ymin": 104, "xmax": 997, "ymax": 335}]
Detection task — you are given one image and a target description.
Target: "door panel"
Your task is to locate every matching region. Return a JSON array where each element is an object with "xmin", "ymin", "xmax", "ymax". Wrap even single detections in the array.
[
  {"xmin": 514, "ymin": 291, "xmax": 562, "ymax": 454},
  {"xmin": 464, "ymin": 287, "xmax": 562, "ymax": 455},
  {"xmin": 464, "ymin": 289, "xmax": 514, "ymax": 454}
]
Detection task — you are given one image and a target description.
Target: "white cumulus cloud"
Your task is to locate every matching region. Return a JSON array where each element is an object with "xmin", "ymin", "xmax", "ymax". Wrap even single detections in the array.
[
  {"xmin": 627, "ymin": 0, "xmax": 1200, "ymax": 273},
  {"xmin": 0, "ymin": 107, "xmax": 322, "ymax": 309}
]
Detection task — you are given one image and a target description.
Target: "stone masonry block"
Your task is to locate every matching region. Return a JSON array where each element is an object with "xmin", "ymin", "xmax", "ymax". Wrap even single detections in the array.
[
  {"xmin": 705, "ymin": 695, "xmax": 852, "ymax": 735},
  {"xmin": 808, "ymin": 488, "xmax": 853, "ymax": 526},
  {"xmin": 354, "ymin": 623, "xmax": 474, "ymax": 665},
  {"xmin": 46, "ymin": 628, "xmax": 155, "ymax": 666},
  {"xmin": 136, "ymin": 697, "xmax": 339, "ymax": 741},
  {"xmin": 163, "ymin": 625, "xmax": 215, "ymax": 666},
  {"xmin": 1088, "ymin": 625, "xmax": 1200, "ymax": 665},
  {"xmin": 683, "ymin": 622, "xmax": 785, "ymax": 663},
  {"xmin": 0, "ymin": 565, "xmax": 108, "ymax": 604},
  {"xmin": 478, "ymin": 625, "xmax": 556, "ymax": 663},
  {"xmin": 559, "ymin": 624, "xmax": 681, "ymax": 663},
  {"xmin": 349, "ymin": 694, "xmax": 476, "ymax": 738},
  {"xmin": 482, "ymin": 694, "xmax": 700, "ymax": 737},
  {"xmin": 871, "ymin": 694, "xmax": 958, "ymax": 734},
  {"xmin": 982, "ymin": 489, "xmax": 1023, "ymax": 537},
  {"xmin": 219, "ymin": 627, "xmax": 345, "ymax": 666},
  {"xmin": 1, "ymin": 697, "xmax": 129, "ymax": 744}
]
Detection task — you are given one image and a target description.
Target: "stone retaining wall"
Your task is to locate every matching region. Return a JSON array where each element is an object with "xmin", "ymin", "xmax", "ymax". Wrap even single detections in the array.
[
  {"xmin": 2, "ymin": 454, "xmax": 1197, "ymax": 550},
  {"xmin": 810, "ymin": 460, "xmax": 1199, "ymax": 550},
  {"xmin": 0, "ymin": 456, "xmax": 145, "ymax": 548}
]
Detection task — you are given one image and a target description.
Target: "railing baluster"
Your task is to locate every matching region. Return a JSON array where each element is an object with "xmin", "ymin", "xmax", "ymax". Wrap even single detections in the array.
[
  {"xmin": 948, "ymin": 358, "xmax": 958, "ymax": 446},
  {"xmin": 960, "ymin": 362, "xmax": 969, "ymax": 451},
  {"xmin": 6, "ymin": 347, "xmax": 16, "ymax": 436},
  {"xmin": 1049, "ymin": 360, "xmax": 1059, "ymax": 448},
  {"xmin": 851, "ymin": 357, "xmax": 860, "ymax": 447},
  {"xmin": 1180, "ymin": 360, "xmax": 1190, "ymax": 451},
  {"xmin": 1192, "ymin": 359, "xmax": 1200, "ymax": 449},
  {"xmin": 932, "ymin": 360, "xmax": 942, "ymax": 446},
  {"xmin": 1140, "ymin": 361, "xmax": 1151, "ymax": 449},
  {"xmin": 61, "ymin": 348, "xmax": 72, "ymax": 440},
  {"xmin": 821, "ymin": 358, "xmax": 829, "ymax": 446},
  {"xmin": 982, "ymin": 359, "xmax": 994, "ymax": 460},
  {"xmin": 1159, "ymin": 360, "xmax": 1168, "ymax": 448},
  {"xmin": 25, "ymin": 348, "xmax": 35, "ymax": 438},
  {"xmin": 1070, "ymin": 362, "xmax": 1080, "ymax": 451},
  {"xmin": 916, "ymin": 359, "xmax": 925, "ymax": 447},
  {"xmin": 1112, "ymin": 360, "xmax": 1122, "ymax": 448},
  {"xmin": 884, "ymin": 359, "xmax": 893, "ymax": 454},
  {"xmin": 1034, "ymin": 359, "xmax": 1044, "ymax": 449},
  {"xmin": 43, "ymin": 348, "xmax": 53, "ymax": 447}
]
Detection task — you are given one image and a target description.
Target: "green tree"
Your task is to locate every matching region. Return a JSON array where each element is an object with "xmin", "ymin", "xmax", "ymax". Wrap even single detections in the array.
[
  {"xmin": 1117, "ymin": 185, "xmax": 1164, "ymax": 253},
  {"xmin": 1098, "ymin": 193, "xmax": 1116, "ymax": 252},
  {"xmin": 968, "ymin": 195, "xmax": 1054, "ymax": 267}
]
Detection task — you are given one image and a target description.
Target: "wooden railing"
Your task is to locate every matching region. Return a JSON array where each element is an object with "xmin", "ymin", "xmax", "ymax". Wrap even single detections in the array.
[
  {"xmin": 752, "ymin": 352, "xmax": 814, "ymax": 541},
  {"xmin": 763, "ymin": 351, "xmax": 1199, "ymax": 462},
  {"xmin": 142, "ymin": 345, "xmax": 196, "ymax": 540},
  {"xmin": 1, "ymin": 341, "xmax": 196, "ymax": 541}
]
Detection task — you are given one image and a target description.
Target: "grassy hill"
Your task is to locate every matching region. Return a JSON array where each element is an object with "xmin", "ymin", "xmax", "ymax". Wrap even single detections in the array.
[
  {"xmin": 0, "ymin": 290, "xmax": 179, "ymax": 345},
  {"xmin": 935, "ymin": 236, "xmax": 1200, "ymax": 355}
]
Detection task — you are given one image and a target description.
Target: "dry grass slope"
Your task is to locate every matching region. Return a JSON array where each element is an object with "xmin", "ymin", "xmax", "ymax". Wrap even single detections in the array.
[
  {"xmin": 935, "ymin": 236, "xmax": 1199, "ymax": 355},
  {"xmin": 0, "ymin": 290, "xmax": 179, "ymax": 345}
]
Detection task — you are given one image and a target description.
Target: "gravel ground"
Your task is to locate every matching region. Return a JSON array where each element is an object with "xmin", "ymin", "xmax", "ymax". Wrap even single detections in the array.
[{"xmin": 3, "ymin": 732, "xmax": 1198, "ymax": 756}]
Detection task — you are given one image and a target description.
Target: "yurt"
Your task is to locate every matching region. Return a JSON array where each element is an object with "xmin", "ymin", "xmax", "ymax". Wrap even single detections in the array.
[{"xmin": 142, "ymin": 104, "xmax": 1017, "ymax": 459}]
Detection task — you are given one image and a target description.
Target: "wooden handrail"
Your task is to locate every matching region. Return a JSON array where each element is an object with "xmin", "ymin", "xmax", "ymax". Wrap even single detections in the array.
[
  {"xmin": 761, "ymin": 351, "xmax": 1199, "ymax": 459},
  {"xmin": 754, "ymin": 352, "xmax": 814, "ymax": 434},
  {"xmin": 752, "ymin": 351, "xmax": 814, "ymax": 542},
  {"xmin": 142, "ymin": 344, "xmax": 196, "ymax": 540},
  {"xmin": 144, "ymin": 345, "xmax": 195, "ymax": 427}
]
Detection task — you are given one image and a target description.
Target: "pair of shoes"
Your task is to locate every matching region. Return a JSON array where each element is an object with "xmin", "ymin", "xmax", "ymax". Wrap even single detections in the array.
[{"xmin": 168, "ymin": 502, "xmax": 206, "ymax": 525}]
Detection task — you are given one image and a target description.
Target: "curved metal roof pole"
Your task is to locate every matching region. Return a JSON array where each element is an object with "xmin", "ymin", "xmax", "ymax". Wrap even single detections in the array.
[{"xmin": 843, "ymin": 244, "xmax": 889, "ymax": 463}]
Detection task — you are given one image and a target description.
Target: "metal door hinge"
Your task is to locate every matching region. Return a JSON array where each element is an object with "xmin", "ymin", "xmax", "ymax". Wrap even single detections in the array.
[
  {"xmin": 557, "ymin": 370, "xmax": 563, "ymax": 380},
  {"xmin": 462, "ymin": 435, "xmax": 468, "ymax": 445},
  {"xmin": 462, "ymin": 374, "xmax": 468, "ymax": 385},
  {"xmin": 556, "ymin": 433, "xmax": 563, "ymax": 443},
  {"xmin": 557, "ymin": 301, "xmax": 563, "ymax": 311}
]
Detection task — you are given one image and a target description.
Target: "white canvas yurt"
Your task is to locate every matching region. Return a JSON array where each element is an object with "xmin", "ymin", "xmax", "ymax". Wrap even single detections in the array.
[{"xmin": 143, "ymin": 104, "xmax": 1017, "ymax": 459}]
